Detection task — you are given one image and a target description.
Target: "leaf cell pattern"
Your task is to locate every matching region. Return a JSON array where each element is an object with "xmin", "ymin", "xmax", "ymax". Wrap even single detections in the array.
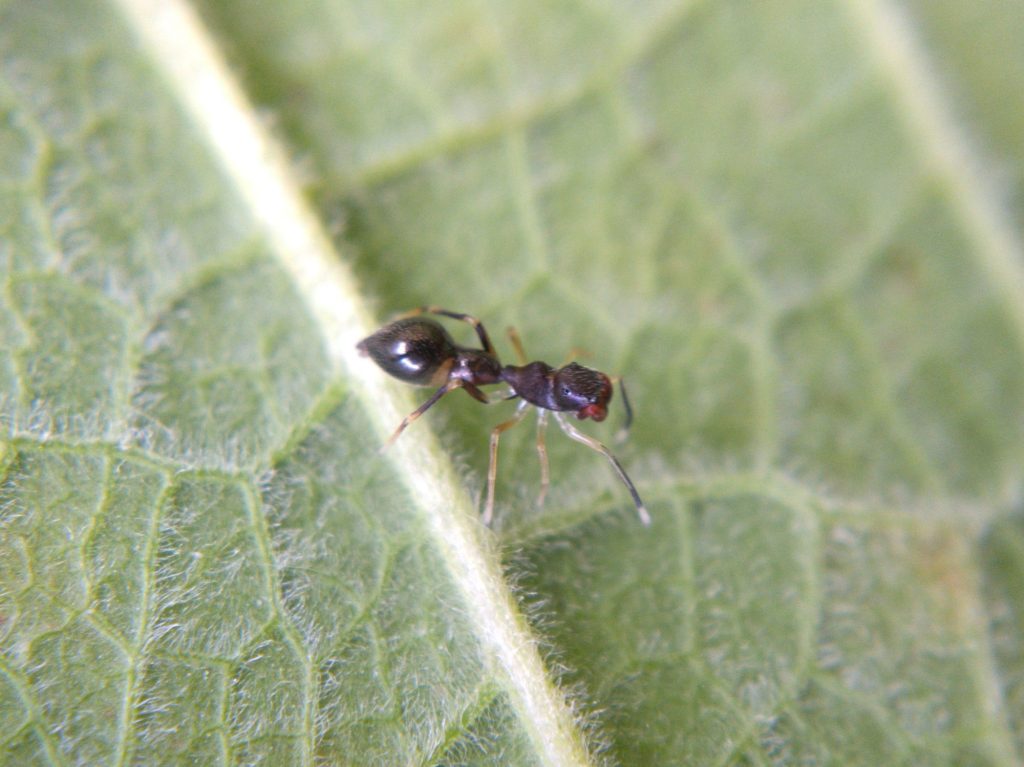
[{"xmin": 2, "ymin": 0, "xmax": 1024, "ymax": 764}]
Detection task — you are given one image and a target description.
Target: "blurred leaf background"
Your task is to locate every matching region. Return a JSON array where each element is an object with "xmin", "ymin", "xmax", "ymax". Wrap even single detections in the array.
[{"xmin": 2, "ymin": 0, "xmax": 1023, "ymax": 764}]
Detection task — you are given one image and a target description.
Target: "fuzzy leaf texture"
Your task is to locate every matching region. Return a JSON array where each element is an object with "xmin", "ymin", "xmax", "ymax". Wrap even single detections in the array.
[{"xmin": 2, "ymin": 0, "xmax": 1024, "ymax": 765}]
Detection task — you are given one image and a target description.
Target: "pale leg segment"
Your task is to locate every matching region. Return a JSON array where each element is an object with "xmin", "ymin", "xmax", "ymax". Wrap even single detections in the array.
[
  {"xmin": 535, "ymin": 409, "xmax": 550, "ymax": 508},
  {"xmin": 484, "ymin": 399, "xmax": 530, "ymax": 525},
  {"xmin": 552, "ymin": 412, "xmax": 650, "ymax": 525},
  {"xmin": 506, "ymin": 326, "xmax": 528, "ymax": 364}
]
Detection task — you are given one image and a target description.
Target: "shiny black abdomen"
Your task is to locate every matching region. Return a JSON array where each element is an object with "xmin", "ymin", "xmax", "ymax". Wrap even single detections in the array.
[{"xmin": 357, "ymin": 317, "xmax": 457, "ymax": 386}]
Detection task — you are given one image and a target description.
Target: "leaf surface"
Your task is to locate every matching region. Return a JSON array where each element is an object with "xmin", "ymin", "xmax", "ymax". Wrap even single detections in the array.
[{"xmin": 2, "ymin": 0, "xmax": 1023, "ymax": 764}]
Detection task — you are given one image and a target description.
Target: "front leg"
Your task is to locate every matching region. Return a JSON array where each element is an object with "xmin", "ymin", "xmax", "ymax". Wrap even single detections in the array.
[{"xmin": 552, "ymin": 411, "xmax": 650, "ymax": 525}]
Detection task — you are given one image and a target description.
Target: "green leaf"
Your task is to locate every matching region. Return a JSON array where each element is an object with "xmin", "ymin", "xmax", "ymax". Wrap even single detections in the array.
[{"xmin": 2, "ymin": 0, "xmax": 1023, "ymax": 764}]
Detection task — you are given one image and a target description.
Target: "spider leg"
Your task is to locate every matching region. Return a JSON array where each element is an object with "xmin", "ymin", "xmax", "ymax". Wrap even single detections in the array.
[
  {"xmin": 612, "ymin": 375, "xmax": 634, "ymax": 444},
  {"xmin": 552, "ymin": 411, "xmax": 649, "ymax": 525},
  {"xmin": 484, "ymin": 399, "xmax": 530, "ymax": 525},
  {"xmin": 536, "ymin": 409, "xmax": 550, "ymax": 508},
  {"xmin": 462, "ymin": 382, "xmax": 490, "ymax": 404},
  {"xmin": 382, "ymin": 379, "xmax": 463, "ymax": 449},
  {"xmin": 506, "ymin": 326, "xmax": 528, "ymax": 364},
  {"xmin": 405, "ymin": 306, "xmax": 496, "ymax": 354}
]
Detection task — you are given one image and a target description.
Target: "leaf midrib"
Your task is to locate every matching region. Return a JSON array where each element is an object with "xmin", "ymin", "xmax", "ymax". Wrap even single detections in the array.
[{"xmin": 110, "ymin": 0, "xmax": 593, "ymax": 763}]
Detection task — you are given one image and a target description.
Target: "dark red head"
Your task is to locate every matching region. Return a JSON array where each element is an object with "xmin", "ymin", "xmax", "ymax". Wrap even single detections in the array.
[{"xmin": 552, "ymin": 363, "xmax": 613, "ymax": 421}]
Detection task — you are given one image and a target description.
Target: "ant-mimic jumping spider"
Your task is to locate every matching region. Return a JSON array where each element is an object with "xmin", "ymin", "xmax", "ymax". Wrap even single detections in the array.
[{"xmin": 357, "ymin": 307, "xmax": 649, "ymax": 526}]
